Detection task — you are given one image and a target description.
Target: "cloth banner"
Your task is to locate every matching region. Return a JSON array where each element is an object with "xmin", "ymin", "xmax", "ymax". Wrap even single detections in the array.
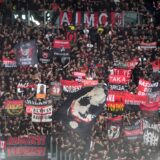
[
  {"xmin": 140, "ymin": 102, "xmax": 159, "ymax": 117},
  {"xmin": 50, "ymin": 82, "xmax": 62, "ymax": 97},
  {"xmin": 142, "ymin": 119, "xmax": 160, "ymax": 147},
  {"xmin": 109, "ymin": 84, "xmax": 128, "ymax": 91},
  {"xmin": 137, "ymin": 78, "xmax": 151, "ymax": 96},
  {"xmin": 38, "ymin": 50, "xmax": 51, "ymax": 64},
  {"xmin": 151, "ymin": 59, "xmax": 160, "ymax": 72},
  {"xmin": 109, "ymin": 75, "xmax": 129, "ymax": 84},
  {"xmin": 15, "ymin": 40, "xmax": 38, "ymax": 66},
  {"xmin": 4, "ymin": 100, "xmax": 24, "ymax": 116},
  {"xmin": 60, "ymin": 80, "xmax": 83, "ymax": 93},
  {"xmin": 32, "ymin": 105, "xmax": 52, "ymax": 122},
  {"xmin": 139, "ymin": 42, "xmax": 157, "ymax": 49},
  {"xmin": 107, "ymin": 116, "xmax": 122, "ymax": 141},
  {"xmin": 6, "ymin": 135, "xmax": 46, "ymax": 158},
  {"xmin": 107, "ymin": 102, "xmax": 125, "ymax": 112},
  {"xmin": 111, "ymin": 12, "xmax": 124, "ymax": 27},
  {"xmin": 80, "ymin": 79, "xmax": 98, "ymax": 87},
  {"xmin": 52, "ymin": 40, "xmax": 70, "ymax": 57},
  {"xmin": 123, "ymin": 120, "xmax": 143, "ymax": 141},
  {"xmin": 2, "ymin": 49, "xmax": 16, "ymax": 67},
  {"xmin": 36, "ymin": 84, "xmax": 46, "ymax": 99},
  {"xmin": 72, "ymin": 72, "xmax": 86, "ymax": 79},
  {"xmin": 55, "ymin": 84, "xmax": 107, "ymax": 138},
  {"xmin": 112, "ymin": 68, "xmax": 132, "ymax": 78},
  {"xmin": 25, "ymin": 99, "xmax": 52, "ymax": 114}
]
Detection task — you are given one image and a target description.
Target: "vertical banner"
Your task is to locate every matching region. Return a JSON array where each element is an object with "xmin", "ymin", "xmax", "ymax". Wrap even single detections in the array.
[
  {"xmin": 111, "ymin": 12, "xmax": 124, "ymax": 27},
  {"xmin": 50, "ymin": 82, "xmax": 62, "ymax": 97},
  {"xmin": 36, "ymin": 84, "xmax": 47, "ymax": 99},
  {"xmin": 15, "ymin": 40, "xmax": 38, "ymax": 66}
]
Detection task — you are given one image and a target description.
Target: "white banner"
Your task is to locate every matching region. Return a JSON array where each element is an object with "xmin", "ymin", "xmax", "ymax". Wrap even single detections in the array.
[{"xmin": 32, "ymin": 105, "xmax": 52, "ymax": 122}]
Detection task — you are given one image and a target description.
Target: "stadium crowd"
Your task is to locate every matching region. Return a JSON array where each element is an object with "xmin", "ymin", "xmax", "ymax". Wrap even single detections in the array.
[{"xmin": 0, "ymin": 0, "xmax": 160, "ymax": 160}]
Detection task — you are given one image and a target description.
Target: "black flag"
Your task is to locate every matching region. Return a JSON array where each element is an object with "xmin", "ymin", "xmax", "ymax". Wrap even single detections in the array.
[{"xmin": 55, "ymin": 84, "xmax": 107, "ymax": 138}]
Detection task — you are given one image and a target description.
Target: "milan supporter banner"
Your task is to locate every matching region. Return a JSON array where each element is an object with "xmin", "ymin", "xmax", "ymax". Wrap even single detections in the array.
[
  {"xmin": 4, "ymin": 100, "xmax": 24, "ymax": 116},
  {"xmin": 142, "ymin": 119, "xmax": 160, "ymax": 147},
  {"xmin": 36, "ymin": 84, "xmax": 46, "ymax": 99},
  {"xmin": 17, "ymin": 82, "xmax": 36, "ymax": 93},
  {"xmin": 52, "ymin": 40, "xmax": 70, "ymax": 57},
  {"xmin": 59, "ymin": 11, "xmax": 108, "ymax": 27},
  {"xmin": 123, "ymin": 120, "xmax": 143, "ymax": 141},
  {"xmin": 109, "ymin": 84, "xmax": 128, "ymax": 91},
  {"xmin": 6, "ymin": 135, "xmax": 46, "ymax": 158},
  {"xmin": 140, "ymin": 102, "xmax": 159, "ymax": 117},
  {"xmin": 72, "ymin": 72, "xmax": 86, "ymax": 79},
  {"xmin": 111, "ymin": 12, "xmax": 124, "ymax": 27},
  {"xmin": 137, "ymin": 78, "xmax": 151, "ymax": 96},
  {"xmin": 32, "ymin": 105, "xmax": 52, "ymax": 122},
  {"xmin": 151, "ymin": 59, "xmax": 160, "ymax": 72},
  {"xmin": 66, "ymin": 30, "xmax": 77, "ymax": 45},
  {"xmin": 126, "ymin": 58, "xmax": 139, "ymax": 69},
  {"xmin": 139, "ymin": 42, "xmax": 157, "ymax": 49},
  {"xmin": 38, "ymin": 49, "xmax": 51, "ymax": 64},
  {"xmin": 2, "ymin": 49, "xmax": 16, "ymax": 67},
  {"xmin": 14, "ymin": 40, "xmax": 38, "ymax": 66},
  {"xmin": 148, "ymin": 82, "xmax": 160, "ymax": 93},
  {"xmin": 80, "ymin": 79, "xmax": 99, "ymax": 87},
  {"xmin": 60, "ymin": 80, "xmax": 83, "ymax": 94},
  {"xmin": 108, "ymin": 75, "xmax": 129, "ymax": 84},
  {"xmin": 107, "ymin": 116, "xmax": 122, "ymax": 141},
  {"xmin": 55, "ymin": 84, "xmax": 107, "ymax": 137},
  {"xmin": 50, "ymin": 82, "xmax": 62, "ymax": 97},
  {"xmin": 25, "ymin": 99, "xmax": 52, "ymax": 114},
  {"xmin": 107, "ymin": 102, "xmax": 124, "ymax": 112},
  {"xmin": 112, "ymin": 68, "xmax": 132, "ymax": 78}
]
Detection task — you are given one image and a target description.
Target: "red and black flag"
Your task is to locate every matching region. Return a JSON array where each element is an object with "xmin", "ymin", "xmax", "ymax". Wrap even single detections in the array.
[
  {"xmin": 107, "ymin": 116, "xmax": 123, "ymax": 141},
  {"xmin": 14, "ymin": 40, "xmax": 38, "ymax": 66},
  {"xmin": 55, "ymin": 84, "xmax": 107, "ymax": 138},
  {"xmin": 52, "ymin": 39, "xmax": 70, "ymax": 57},
  {"xmin": 38, "ymin": 49, "xmax": 52, "ymax": 64}
]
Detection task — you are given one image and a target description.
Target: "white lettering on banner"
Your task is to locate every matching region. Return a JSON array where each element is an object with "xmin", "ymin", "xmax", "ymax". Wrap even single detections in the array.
[
  {"xmin": 107, "ymin": 94, "xmax": 115, "ymax": 102},
  {"xmin": 110, "ymin": 76, "xmax": 127, "ymax": 84},
  {"xmin": 113, "ymin": 69, "xmax": 131, "ymax": 78},
  {"xmin": 99, "ymin": 13, "xmax": 108, "ymax": 26},
  {"xmin": 61, "ymin": 12, "xmax": 70, "ymax": 25},
  {"xmin": 84, "ymin": 13, "xmax": 95, "ymax": 27},
  {"xmin": 63, "ymin": 85, "xmax": 82, "ymax": 93},
  {"xmin": 138, "ymin": 91, "xmax": 146, "ymax": 96},
  {"xmin": 139, "ymin": 79, "xmax": 150, "ymax": 88}
]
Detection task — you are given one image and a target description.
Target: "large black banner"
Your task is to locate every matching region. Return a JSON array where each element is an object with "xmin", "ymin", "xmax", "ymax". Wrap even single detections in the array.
[
  {"xmin": 55, "ymin": 84, "xmax": 107, "ymax": 138},
  {"xmin": 15, "ymin": 40, "xmax": 38, "ymax": 66}
]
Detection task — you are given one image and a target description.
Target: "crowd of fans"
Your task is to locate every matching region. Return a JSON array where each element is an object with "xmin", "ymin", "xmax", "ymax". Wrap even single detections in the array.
[{"xmin": 0, "ymin": 0, "xmax": 160, "ymax": 160}]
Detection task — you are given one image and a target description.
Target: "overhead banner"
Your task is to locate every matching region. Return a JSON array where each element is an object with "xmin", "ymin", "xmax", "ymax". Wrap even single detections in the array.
[
  {"xmin": 80, "ymin": 79, "xmax": 99, "ymax": 87},
  {"xmin": 52, "ymin": 40, "xmax": 70, "ymax": 57},
  {"xmin": 111, "ymin": 12, "xmax": 124, "ymax": 27},
  {"xmin": 32, "ymin": 105, "xmax": 52, "ymax": 122},
  {"xmin": 36, "ymin": 84, "xmax": 46, "ymax": 99},
  {"xmin": 72, "ymin": 72, "xmax": 86, "ymax": 79},
  {"xmin": 15, "ymin": 40, "xmax": 38, "ymax": 66},
  {"xmin": 6, "ymin": 135, "xmax": 46, "ymax": 158},
  {"xmin": 4, "ymin": 100, "xmax": 24, "ymax": 116}
]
